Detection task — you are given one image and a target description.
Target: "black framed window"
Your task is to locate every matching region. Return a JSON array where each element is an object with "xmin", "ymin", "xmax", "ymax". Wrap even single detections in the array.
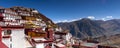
[
  {"xmin": 0, "ymin": 9, "xmax": 4, "ymax": 13},
  {"xmin": 4, "ymin": 30, "xmax": 12, "ymax": 35}
]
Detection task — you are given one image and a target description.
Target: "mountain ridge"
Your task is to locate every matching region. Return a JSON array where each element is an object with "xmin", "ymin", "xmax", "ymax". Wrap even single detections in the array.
[{"xmin": 57, "ymin": 18, "xmax": 120, "ymax": 39}]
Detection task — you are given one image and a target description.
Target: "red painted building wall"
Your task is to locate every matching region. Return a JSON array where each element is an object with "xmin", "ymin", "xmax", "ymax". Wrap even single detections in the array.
[
  {"xmin": 47, "ymin": 28, "xmax": 54, "ymax": 40},
  {"xmin": 0, "ymin": 13, "xmax": 3, "ymax": 21},
  {"xmin": 0, "ymin": 27, "xmax": 8, "ymax": 48},
  {"xmin": 0, "ymin": 27, "xmax": 2, "ymax": 41}
]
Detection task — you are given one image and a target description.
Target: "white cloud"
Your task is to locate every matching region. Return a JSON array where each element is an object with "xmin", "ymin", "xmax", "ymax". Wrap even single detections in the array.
[
  {"xmin": 54, "ymin": 16, "xmax": 114, "ymax": 23},
  {"xmin": 55, "ymin": 18, "xmax": 82, "ymax": 23},
  {"xmin": 71, "ymin": 18, "xmax": 81, "ymax": 22},
  {"xmin": 71, "ymin": 19, "xmax": 77, "ymax": 21},
  {"xmin": 62, "ymin": 20, "xmax": 69, "ymax": 22},
  {"xmin": 101, "ymin": 18, "xmax": 106, "ymax": 21},
  {"xmin": 54, "ymin": 20, "xmax": 69, "ymax": 23},
  {"xmin": 87, "ymin": 16, "xmax": 95, "ymax": 19},
  {"xmin": 101, "ymin": 16, "xmax": 114, "ymax": 21},
  {"xmin": 106, "ymin": 16, "xmax": 113, "ymax": 19}
]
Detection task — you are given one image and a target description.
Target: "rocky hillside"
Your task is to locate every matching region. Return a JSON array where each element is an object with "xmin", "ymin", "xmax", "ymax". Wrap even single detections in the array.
[
  {"xmin": 57, "ymin": 18, "xmax": 120, "ymax": 39},
  {"xmin": 10, "ymin": 6, "xmax": 55, "ymax": 25}
]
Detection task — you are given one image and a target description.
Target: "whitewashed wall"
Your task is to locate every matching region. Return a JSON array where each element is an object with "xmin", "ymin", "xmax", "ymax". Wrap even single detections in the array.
[
  {"xmin": 11, "ymin": 29, "xmax": 26, "ymax": 48},
  {"xmin": 36, "ymin": 43, "xmax": 45, "ymax": 48},
  {"xmin": 66, "ymin": 33, "xmax": 72, "ymax": 41},
  {"xmin": 2, "ymin": 38, "xmax": 11, "ymax": 48}
]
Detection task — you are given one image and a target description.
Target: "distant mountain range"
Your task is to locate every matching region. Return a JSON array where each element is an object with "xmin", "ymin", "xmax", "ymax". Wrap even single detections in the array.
[{"xmin": 57, "ymin": 18, "xmax": 120, "ymax": 39}]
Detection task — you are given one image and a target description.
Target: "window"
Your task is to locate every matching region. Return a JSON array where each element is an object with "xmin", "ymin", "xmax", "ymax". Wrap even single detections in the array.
[
  {"xmin": 0, "ymin": 9, "xmax": 4, "ymax": 13},
  {"xmin": 4, "ymin": 30, "xmax": 12, "ymax": 35},
  {"xmin": 5, "ymin": 14, "xmax": 9, "ymax": 16},
  {"xmin": 2, "ymin": 30, "xmax": 12, "ymax": 38}
]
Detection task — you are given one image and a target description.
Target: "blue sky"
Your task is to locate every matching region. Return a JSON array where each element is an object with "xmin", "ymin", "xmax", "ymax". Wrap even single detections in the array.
[{"xmin": 0, "ymin": 0, "xmax": 120, "ymax": 23}]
